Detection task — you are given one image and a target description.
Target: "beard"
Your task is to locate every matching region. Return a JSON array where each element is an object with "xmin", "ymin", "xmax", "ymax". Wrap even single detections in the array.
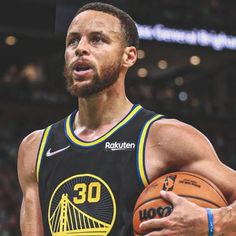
[{"xmin": 64, "ymin": 59, "xmax": 122, "ymax": 98}]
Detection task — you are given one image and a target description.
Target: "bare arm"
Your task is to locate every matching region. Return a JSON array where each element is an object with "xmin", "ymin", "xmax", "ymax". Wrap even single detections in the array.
[
  {"xmin": 17, "ymin": 130, "xmax": 44, "ymax": 236},
  {"xmin": 143, "ymin": 118, "xmax": 236, "ymax": 235}
]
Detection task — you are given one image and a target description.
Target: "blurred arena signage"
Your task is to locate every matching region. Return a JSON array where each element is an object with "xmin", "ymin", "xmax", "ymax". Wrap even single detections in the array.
[{"xmin": 137, "ymin": 23, "xmax": 236, "ymax": 51}]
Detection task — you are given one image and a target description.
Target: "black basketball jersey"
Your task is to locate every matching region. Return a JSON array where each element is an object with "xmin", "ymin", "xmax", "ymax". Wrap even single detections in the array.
[{"xmin": 36, "ymin": 104, "xmax": 164, "ymax": 236}]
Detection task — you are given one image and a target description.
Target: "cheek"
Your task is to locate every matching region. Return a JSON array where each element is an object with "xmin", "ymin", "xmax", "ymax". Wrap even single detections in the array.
[
  {"xmin": 64, "ymin": 49, "xmax": 73, "ymax": 64},
  {"xmin": 99, "ymin": 53, "xmax": 119, "ymax": 67}
]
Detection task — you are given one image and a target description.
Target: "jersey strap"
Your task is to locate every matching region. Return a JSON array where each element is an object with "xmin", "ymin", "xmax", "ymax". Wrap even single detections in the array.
[
  {"xmin": 35, "ymin": 125, "xmax": 52, "ymax": 182},
  {"xmin": 136, "ymin": 114, "xmax": 164, "ymax": 187}
]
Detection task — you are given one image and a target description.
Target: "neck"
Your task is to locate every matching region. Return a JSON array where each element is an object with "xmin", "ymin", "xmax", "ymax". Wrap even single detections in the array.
[{"xmin": 75, "ymin": 81, "xmax": 133, "ymax": 130}]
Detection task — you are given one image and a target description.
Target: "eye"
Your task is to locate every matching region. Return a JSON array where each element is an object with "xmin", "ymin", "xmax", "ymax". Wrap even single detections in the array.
[
  {"xmin": 91, "ymin": 35, "xmax": 104, "ymax": 44},
  {"xmin": 67, "ymin": 38, "xmax": 80, "ymax": 47}
]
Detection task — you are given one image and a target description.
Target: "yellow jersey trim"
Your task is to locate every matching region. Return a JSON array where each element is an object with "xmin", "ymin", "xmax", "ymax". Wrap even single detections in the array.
[
  {"xmin": 36, "ymin": 125, "xmax": 52, "ymax": 182},
  {"xmin": 65, "ymin": 105, "xmax": 142, "ymax": 147},
  {"xmin": 137, "ymin": 114, "xmax": 163, "ymax": 187}
]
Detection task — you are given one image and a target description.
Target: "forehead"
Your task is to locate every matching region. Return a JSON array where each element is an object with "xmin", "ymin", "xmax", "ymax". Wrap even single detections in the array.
[{"xmin": 67, "ymin": 10, "xmax": 122, "ymax": 36}]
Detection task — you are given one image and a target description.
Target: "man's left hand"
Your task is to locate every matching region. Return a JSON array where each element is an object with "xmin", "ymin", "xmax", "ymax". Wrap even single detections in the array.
[{"xmin": 139, "ymin": 190, "xmax": 209, "ymax": 236}]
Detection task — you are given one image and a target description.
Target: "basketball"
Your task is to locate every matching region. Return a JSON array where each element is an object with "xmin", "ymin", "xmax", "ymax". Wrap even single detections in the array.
[{"xmin": 133, "ymin": 172, "xmax": 228, "ymax": 235}]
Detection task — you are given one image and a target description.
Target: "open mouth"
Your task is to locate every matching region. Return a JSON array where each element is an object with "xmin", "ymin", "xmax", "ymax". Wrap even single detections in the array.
[
  {"xmin": 72, "ymin": 61, "xmax": 93, "ymax": 78},
  {"xmin": 73, "ymin": 61, "xmax": 92, "ymax": 71},
  {"xmin": 74, "ymin": 65, "xmax": 91, "ymax": 72}
]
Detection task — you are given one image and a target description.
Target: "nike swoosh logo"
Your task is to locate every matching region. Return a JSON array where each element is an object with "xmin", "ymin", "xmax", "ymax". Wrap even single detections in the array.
[{"xmin": 46, "ymin": 145, "xmax": 70, "ymax": 157}]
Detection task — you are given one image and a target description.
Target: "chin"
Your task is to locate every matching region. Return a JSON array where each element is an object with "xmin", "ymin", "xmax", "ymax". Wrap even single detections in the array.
[{"xmin": 67, "ymin": 83, "xmax": 95, "ymax": 98}]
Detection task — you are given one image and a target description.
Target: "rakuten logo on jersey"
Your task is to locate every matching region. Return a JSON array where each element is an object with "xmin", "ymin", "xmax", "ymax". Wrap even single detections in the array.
[{"xmin": 104, "ymin": 142, "xmax": 135, "ymax": 151}]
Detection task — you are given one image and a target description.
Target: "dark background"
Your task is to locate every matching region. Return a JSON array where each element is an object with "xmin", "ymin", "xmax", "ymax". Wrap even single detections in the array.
[{"xmin": 0, "ymin": 0, "xmax": 235, "ymax": 234}]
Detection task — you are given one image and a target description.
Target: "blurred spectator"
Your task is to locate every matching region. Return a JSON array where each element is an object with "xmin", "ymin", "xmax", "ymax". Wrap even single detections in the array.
[
  {"xmin": 20, "ymin": 61, "xmax": 45, "ymax": 84},
  {"xmin": 2, "ymin": 65, "xmax": 20, "ymax": 84}
]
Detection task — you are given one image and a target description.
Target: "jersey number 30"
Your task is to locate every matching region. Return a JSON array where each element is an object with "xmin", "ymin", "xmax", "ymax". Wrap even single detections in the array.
[{"xmin": 73, "ymin": 182, "xmax": 101, "ymax": 204}]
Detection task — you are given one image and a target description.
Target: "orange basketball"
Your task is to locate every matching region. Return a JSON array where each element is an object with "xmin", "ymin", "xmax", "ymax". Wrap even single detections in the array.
[{"xmin": 133, "ymin": 172, "xmax": 228, "ymax": 235}]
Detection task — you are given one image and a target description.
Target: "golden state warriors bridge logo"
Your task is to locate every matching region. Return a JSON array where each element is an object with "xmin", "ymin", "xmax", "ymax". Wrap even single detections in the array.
[{"xmin": 48, "ymin": 174, "xmax": 116, "ymax": 236}]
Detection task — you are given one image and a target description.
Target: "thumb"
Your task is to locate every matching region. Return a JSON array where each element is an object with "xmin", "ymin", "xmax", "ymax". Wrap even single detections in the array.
[{"xmin": 160, "ymin": 190, "xmax": 182, "ymax": 206}]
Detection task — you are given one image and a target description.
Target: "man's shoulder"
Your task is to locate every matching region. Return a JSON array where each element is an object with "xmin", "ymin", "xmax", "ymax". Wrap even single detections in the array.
[
  {"xmin": 146, "ymin": 117, "xmax": 212, "ymax": 164},
  {"xmin": 18, "ymin": 129, "xmax": 45, "ymax": 171},
  {"xmin": 149, "ymin": 118, "xmax": 197, "ymax": 139},
  {"xmin": 17, "ymin": 129, "xmax": 45, "ymax": 187},
  {"xmin": 20, "ymin": 129, "xmax": 45, "ymax": 151},
  {"xmin": 147, "ymin": 117, "xmax": 209, "ymax": 154}
]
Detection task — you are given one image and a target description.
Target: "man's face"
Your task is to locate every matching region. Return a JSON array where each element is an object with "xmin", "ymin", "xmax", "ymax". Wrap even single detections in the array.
[{"xmin": 64, "ymin": 10, "xmax": 125, "ymax": 98}]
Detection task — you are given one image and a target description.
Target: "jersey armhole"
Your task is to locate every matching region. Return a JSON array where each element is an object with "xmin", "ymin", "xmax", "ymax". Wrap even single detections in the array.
[
  {"xmin": 136, "ymin": 114, "xmax": 164, "ymax": 187},
  {"xmin": 35, "ymin": 125, "xmax": 53, "ymax": 182}
]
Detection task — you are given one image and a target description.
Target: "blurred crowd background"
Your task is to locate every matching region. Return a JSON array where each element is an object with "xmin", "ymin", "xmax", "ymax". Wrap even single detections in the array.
[{"xmin": 0, "ymin": 0, "xmax": 236, "ymax": 235}]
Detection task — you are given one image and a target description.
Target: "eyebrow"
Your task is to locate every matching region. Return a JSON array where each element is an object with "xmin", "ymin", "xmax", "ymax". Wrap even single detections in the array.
[
  {"xmin": 66, "ymin": 31, "xmax": 80, "ymax": 38},
  {"xmin": 66, "ymin": 30, "xmax": 120, "ymax": 44},
  {"xmin": 67, "ymin": 30, "xmax": 118, "ymax": 38}
]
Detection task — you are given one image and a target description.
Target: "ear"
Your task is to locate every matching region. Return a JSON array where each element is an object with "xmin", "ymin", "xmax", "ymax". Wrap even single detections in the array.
[{"xmin": 122, "ymin": 46, "xmax": 137, "ymax": 68}]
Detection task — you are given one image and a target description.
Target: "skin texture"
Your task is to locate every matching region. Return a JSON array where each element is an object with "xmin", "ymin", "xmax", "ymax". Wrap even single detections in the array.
[
  {"xmin": 18, "ymin": 130, "xmax": 44, "ymax": 235},
  {"xmin": 17, "ymin": 10, "xmax": 236, "ymax": 236}
]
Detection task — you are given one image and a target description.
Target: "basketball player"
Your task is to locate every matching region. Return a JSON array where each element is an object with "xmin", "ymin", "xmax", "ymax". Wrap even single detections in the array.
[{"xmin": 17, "ymin": 2, "xmax": 236, "ymax": 235}]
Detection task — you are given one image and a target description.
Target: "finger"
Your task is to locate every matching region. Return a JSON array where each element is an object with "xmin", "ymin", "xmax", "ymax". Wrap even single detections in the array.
[
  {"xmin": 160, "ymin": 190, "xmax": 182, "ymax": 206},
  {"xmin": 145, "ymin": 229, "xmax": 171, "ymax": 236},
  {"xmin": 139, "ymin": 218, "xmax": 169, "ymax": 231}
]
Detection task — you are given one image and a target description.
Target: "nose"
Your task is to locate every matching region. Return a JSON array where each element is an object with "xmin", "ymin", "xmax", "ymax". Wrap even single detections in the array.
[{"xmin": 75, "ymin": 37, "xmax": 89, "ymax": 57}]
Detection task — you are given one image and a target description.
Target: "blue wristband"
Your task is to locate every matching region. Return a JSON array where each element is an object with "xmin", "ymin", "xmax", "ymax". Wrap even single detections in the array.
[{"xmin": 206, "ymin": 208, "xmax": 214, "ymax": 236}]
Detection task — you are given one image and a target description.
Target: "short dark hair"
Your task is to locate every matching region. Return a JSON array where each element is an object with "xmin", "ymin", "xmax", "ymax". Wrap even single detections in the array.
[{"xmin": 75, "ymin": 2, "xmax": 139, "ymax": 48}]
